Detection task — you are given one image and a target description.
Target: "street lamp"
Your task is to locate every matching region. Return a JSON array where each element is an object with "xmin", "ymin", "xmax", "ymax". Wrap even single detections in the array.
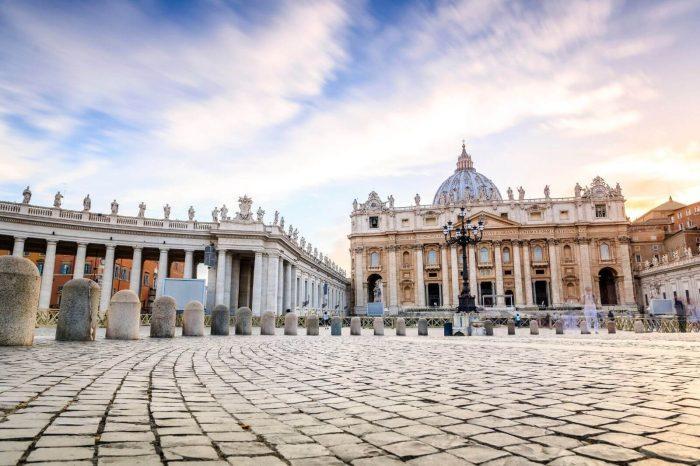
[{"xmin": 443, "ymin": 207, "xmax": 484, "ymax": 313}]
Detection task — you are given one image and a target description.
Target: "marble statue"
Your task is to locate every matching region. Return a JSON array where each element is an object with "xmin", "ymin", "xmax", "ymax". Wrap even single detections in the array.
[
  {"xmin": 163, "ymin": 204, "xmax": 171, "ymax": 219},
  {"xmin": 575, "ymin": 182, "xmax": 582, "ymax": 198},
  {"xmin": 22, "ymin": 186, "xmax": 31, "ymax": 204},
  {"xmin": 507, "ymin": 187, "xmax": 514, "ymax": 201},
  {"xmin": 288, "ymin": 224, "xmax": 293, "ymax": 236},
  {"xmin": 614, "ymin": 182, "xmax": 622, "ymax": 196},
  {"xmin": 373, "ymin": 280, "xmax": 383, "ymax": 303},
  {"xmin": 313, "ymin": 247, "xmax": 318, "ymax": 258},
  {"xmin": 188, "ymin": 206, "xmax": 195, "ymax": 221},
  {"xmin": 220, "ymin": 204, "xmax": 228, "ymax": 220},
  {"xmin": 273, "ymin": 211, "xmax": 279, "ymax": 225},
  {"xmin": 414, "ymin": 193, "xmax": 421, "ymax": 206},
  {"xmin": 518, "ymin": 186, "xmax": 525, "ymax": 200},
  {"xmin": 212, "ymin": 206, "xmax": 219, "ymax": 222},
  {"xmin": 280, "ymin": 216, "xmax": 285, "ymax": 229},
  {"xmin": 83, "ymin": 194, "xmax": 91, "ymax": 212},
  {"xmin": 54, "ymin": 191, "xmax": 63, "ymax": 208},
  {"xmin": 292, "ymin": 228, "xmax": 298, "ymax": 240},
  {"xmin": 388, "ymin": 195, "xmax": 394, "ymax": 208},
  {"xmin": 353, "ymin": 199, "xmax": 358, "ymax": 211},
  {"xmin": 300, "ymin": 237, "xmax": 306, "ymax": 249},
  {"xmin": 138, "ymin": 202, "xmax": 146, "ymax": 218},
  {"xmin": 111, "ymin": 199, "xmax": 119, "ymax": 215},
  {"xmin": 256, "ymin": 207, "xmax": 264, "ymax": 222},
  {"xmin": 544, "ymin": 185, "xmax": 550, "ymax": 199},
  {"xmin": 236, "ymin": 196, "xmax": 252, "ymax": 220}
]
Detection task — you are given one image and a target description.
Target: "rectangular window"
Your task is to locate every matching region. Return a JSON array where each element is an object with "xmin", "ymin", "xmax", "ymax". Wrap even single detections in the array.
[
  {"xmin": 401, "ymin": 218, "xmax": 409, "ymax": 227},
  {"xmin": 425, "ymin": 217, "xmax": 437, "ymax": 226},
  {"xmin": 60, "ymin": 262, "xmax": 71, "ymax": 275},
  {"xmin": 369, "ymin": 216, "xmax": 379, "ymax": 228},
  {"xmin": 535, "ymin": 269, "xmax": 545, "ymax": 275},
  {"xmin": 529, "ymin": 211, "xmax": 543, "ymax": 221},
  {"xmin": 559, "ymin": 210, "xmax": 569, "ymax": 220},
  {"xmin": 84, "ymin": 263, "xmax": 92, "ymax": 274},
  {"xmin": 595, "ymin": 204, "xmax": 607, "ymax": 218},
  {"xmin": 635, "ymin": 254, "xmax": 641, "ymax": 263},
  {"xmin": 644, "ymin": 294, "xmax": 649, "ymax": 306},
  {"xmin": 500, "ymin": 213, "xmax": 508, "ymax": 219}
]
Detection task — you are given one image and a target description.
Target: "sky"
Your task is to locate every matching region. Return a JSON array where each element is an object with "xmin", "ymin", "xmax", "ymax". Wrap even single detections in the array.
[{"xmin": 1, "ymin": 0, "xmax": 699, "ymax": 273}]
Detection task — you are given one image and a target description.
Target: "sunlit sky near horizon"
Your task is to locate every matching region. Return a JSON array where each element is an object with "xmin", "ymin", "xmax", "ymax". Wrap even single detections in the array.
[{"xmin": 1, "ymin": 0, "xmax": 699, "ymax": 273}]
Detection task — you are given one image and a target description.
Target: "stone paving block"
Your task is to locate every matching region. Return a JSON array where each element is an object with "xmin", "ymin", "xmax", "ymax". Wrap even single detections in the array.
[
  {"xmin": 276, "ymin": 443, "xmax": 331, "ymax": 459},
  {"xmin": 162, "ymin": 444, "xmax": 219, "ymax": 461},
  {"xmin": 27, "ymin": 446, "xmax": 94, "ymax": 462},
  {"xmin": 227, "ymin": 456, "xmax": 286, "ymax": 466},
  {"xmin": 574, "ymin": 443, "xmax": 645, "ymax": 462},
  {"xmin": 504, "ymin": 443, "xmax": 573, "ymax": 462},
  {"xmin": 640, "ymin": 441, "xmax": 700, "ymax": 463},
  {"xmin": 450, "ymin": 445, "xmax": 510, "ymax": 463},
  {"xmin": 219, "ymin": 441, "xmax": 274, "ymax": 456}
]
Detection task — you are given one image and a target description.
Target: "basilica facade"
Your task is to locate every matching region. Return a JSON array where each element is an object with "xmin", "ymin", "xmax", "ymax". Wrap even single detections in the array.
[{"xmin": 349, "ymin": 143, "xmax": 636, "ymax": 314}]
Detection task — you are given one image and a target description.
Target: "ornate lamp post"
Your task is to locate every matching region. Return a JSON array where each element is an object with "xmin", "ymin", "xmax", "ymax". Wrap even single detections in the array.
[{"xmin": 443, "ymin": 207, "xmax": 484, "ymax": 313}]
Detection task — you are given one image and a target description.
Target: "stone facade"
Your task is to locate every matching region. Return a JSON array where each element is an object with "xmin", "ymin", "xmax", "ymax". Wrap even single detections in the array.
[{"xmin": 349, "ymin": 143, "xmax": 635, "ymax": 314}]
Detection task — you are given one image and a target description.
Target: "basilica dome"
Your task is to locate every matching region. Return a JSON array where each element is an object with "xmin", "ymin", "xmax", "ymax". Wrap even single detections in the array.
[{"xmin": 432, "ymin": 143, "xmax": 502, "ymax": 205}]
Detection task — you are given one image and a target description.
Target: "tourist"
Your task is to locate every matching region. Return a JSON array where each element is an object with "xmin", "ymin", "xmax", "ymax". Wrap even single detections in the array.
[
  {"xmin": 322, "ymin": 310, "xmax": 330, "ymax": 328},
  {"xmin": 688, "ymin": 299, "xmax": 700, "ymax": 323},
  {"xmin": 514, "ymin": 312, "xmax": 521, "ymax": 327},
  {"xmin": 675, "ymin": 298, "xmax": 687, "ymax": 332},
  {"xmin": 583, "ymin": 286, "xmax": 599, "ymax": 334}
]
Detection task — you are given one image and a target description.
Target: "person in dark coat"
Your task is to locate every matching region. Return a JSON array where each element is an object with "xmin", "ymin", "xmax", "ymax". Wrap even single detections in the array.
[{"xmin": 675, "ymin": 298, "xmax": 687, "ymax": 332}]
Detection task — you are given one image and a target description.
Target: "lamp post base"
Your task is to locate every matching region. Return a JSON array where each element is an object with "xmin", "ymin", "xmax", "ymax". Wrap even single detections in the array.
[{"xmin": 458, "ymin": 293, "xmax": 478, "ymax": 314}]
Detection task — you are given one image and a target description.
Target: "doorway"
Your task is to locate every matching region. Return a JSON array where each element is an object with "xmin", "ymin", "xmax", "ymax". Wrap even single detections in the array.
[
  {"xmin": 427, "ymin": 283, "xmax": 441, "ymax": 307},
  {"xmin": 480, "ymin": 281, "xmax": 494, "ymax": 306},
  {"xmin": 599, "ymin": 267, "xmax": 618, "ymax": 305},
  {"xmin": 534, "ymin": 281, "xmax": 549, "ymax": 308}
]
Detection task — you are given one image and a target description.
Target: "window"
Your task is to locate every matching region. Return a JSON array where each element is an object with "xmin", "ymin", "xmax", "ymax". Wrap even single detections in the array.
[
  {"xmin": 427, "ymin": 250, "xmax": 437, "ymax": 265},
  {"xmin": 143, "ymin": 273, "xmax": 150, "ymax": 286},
  {"xmin": 401, "ymin": 218, "xmax": 409, "ymax": 227},
  {"xmin": 560, "ymin": 210, "xmax": 569, "ymax": 220},
  {"xmin": 533, "ymin": 245, "xmax": 544, "ymax": 262},
  {"xmin": 563, "ymin": 244, "xmax": 572, "ymax": 261},
  {"xmin": 479, "ymin": 247, "xmax": 489, "ymax": 263},
  {"xmin": 500, "ymin": 213, "xmax": 508, "ymax": 219},
  {"xmin": 502, "ymin": 247, "xmax": 511, "ymax": 263},
  {"xmin": 60, "ymin": 262, "xmax": 71, "ymax": 275},
  {"xmin": 595, "ymin": 204, "xmax": 607, "ymax": 218},
  {"xmin": 635, "ymin": 254, "xmax": 641, "ymax": 263},
  {"xmin": 652, "ymin": 244, "xmax": 660, "ymax": 252},
  {"xmin": 369, "ymin": 216, "xmax": 379, "ymax": 228},
  {"xmin": 529, "ymin": 211, "xmax": 543, "ymax": 221},
  {"xmin": 403, "ymin": 286, "xmax": 412, "ymax": 300},
  {"xmin": 425, "ymin": 217, "xmax": 437, "ymax": 226},
  {"xmin": 599, "ymin": 243, "xmax": 611, "ymax": 261},
  {"xmin": 113, "ymin": 266, "xmax": 120, "ymax": 279},
  {"xmin": 370, "ymin": 251, "xmax": 380, "ymax": 268},
  {"xmin": 402, "ymin": 251, "xmax": 410, "ymax": 267},
  {"xmin": 37, "ymin": 261, "xmax": 44, "ymax": 274},
  {"xmin": 84, "ymin": 263, "xmax": 92, "ymax": 274}
]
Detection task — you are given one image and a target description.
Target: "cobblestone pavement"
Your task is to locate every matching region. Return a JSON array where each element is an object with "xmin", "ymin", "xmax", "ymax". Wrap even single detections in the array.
[{"xmin": 1, "ymin": 327, "xmax": 699, "ymax": 466}]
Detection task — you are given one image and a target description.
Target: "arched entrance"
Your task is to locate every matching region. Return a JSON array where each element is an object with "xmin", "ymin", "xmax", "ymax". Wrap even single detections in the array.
[
  {"xmin": 599, "ymin": 267, "xmax": 618, "ymax": 305},
  {"xmin": 367, "ymin": 274, "xmax": 383, "ymax": 303}
]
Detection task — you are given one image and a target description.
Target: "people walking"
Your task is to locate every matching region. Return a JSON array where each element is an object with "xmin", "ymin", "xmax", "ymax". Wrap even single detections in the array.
[
  {"xmin": 583, "ymin": 287, "xmax": 599, "ymax": 334},
  {"xmin": 514, "ymin": 312, "xmax": 521, "ymax": 327},
  {"xmin": 322, "ymin": 310, "xmax": 330, "ymax": 328}
]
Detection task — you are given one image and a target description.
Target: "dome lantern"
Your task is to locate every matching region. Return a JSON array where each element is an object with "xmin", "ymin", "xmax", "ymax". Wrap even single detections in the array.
[{"xmin": 432, "ymin": 142, "xmax": 502, "ymax": 205}]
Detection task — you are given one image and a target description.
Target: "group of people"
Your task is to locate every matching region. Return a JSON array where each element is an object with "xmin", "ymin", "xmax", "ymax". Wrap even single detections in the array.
[{"xmin": 514, "ymin": 287, "xmax": 609, "ymax": 333}]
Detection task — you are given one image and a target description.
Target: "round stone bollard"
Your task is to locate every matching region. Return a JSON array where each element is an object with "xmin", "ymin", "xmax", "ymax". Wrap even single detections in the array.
[
  {"xmin": 484, "ymin": 320, "xmax": 494, "ymax": 336},
  {"xmin": 235, "ymin": 307, "xmax": 252, "ymax": 335},
  {"xmin": 350, "ymin": 316, "xmax": 362, "ymax": 336},
  {"xmin": 306, "ymin": 315, "xmax": 319, "ymax": 336},
  {"xmin": 418, "ymin": 318, "xmax": 428, "ymax": 336},
  {"xmin": 507, "ymin": 319, "xmax": 516, "ymax": 335},
  {"xmin": 396, "ymin": 317, "xmax": 406, "ymax": 336},
  {"xmin": 182, "ymin": 301, "xmax": 205, "ymax": 337},
  {"xmin": 529, "ymin": 320, "xmax": 539, "ymax": 335},
  {"xmin": 106, "ymin": 289, "xmax": 141, "ymax": 340},
  {"xmin": 607, "ymin": 320, "xmax": 616, "ymax": 334},
  {"xmin": 261, "ymin": 311, "xmax": 276, "ymax": 335},
  {"xmin": 580, "ymin": 319, "xmax": 590, "ymax": 335},
  {"xmin": 634, "ymin": 320, "xmax": 645, "ymax": 333},
  {"xmin": 284, "ymin": 312, "xmax": 298, "ymax": 336},
  {"xmin": 555, "ymin": 319, "xmax": 564, "ymax": 335},
  {"xmin": 0, "ymin": 256, "xmax": 41, "ymax": 346},
  {"xmin": 56, "ymin": 278, "xmax": 100, "ymax": 341},
  {"xmin": 373, "ymin": 317, "xmax": 384, "ymax": 336},
  {"xmin": 331, "ymin": 315, "xmax": 342, "ymax": 336},
  {"xmin": 150, "ymin": 296, "xmax": 177, "ymax": 338},
  {"xmin": 211, "ymin": 304, "xmax": 230, "ymax": 336}
]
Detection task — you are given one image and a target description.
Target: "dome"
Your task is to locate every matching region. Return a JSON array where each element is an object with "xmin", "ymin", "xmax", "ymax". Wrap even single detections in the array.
[{"xmin": 432, "ymin": 143, "xmax": 502, "ymax": 205}]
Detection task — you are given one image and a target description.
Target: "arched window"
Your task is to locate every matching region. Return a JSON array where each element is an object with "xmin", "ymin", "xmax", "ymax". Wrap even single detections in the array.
[
  {"xmin": 370, "ymin": 251, "xmax": 380, "ymax": 268},
  {"xmin": 427, "ymin": 250, "xmax": 437, "ymax": 265},
  {"xmin": 402, "ymin": 251, "xmax": 410, "ymax": 267},
  {"xmin": 502, "ymin": 247, "xmax": 511, "ymax": 263},
  {"xmin": 563, "ymin": 244, "xmax": 572, "ymax": 261},
  {"xmin": 533, "ymin": 245, "xmax": 544, "ymax": 262},
  {"xmin": 600, "ymin": 243, "xmax": 611, "ymax": 261},
  {"xmin": 480, "ymin": 247, "xmax": 489, "ymax": 263}
]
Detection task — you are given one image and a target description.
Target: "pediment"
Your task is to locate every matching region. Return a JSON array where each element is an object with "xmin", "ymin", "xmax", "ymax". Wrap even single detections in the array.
[{"xmin": 459, "ymin": 211, "xmax": 521, "ymax": 228}]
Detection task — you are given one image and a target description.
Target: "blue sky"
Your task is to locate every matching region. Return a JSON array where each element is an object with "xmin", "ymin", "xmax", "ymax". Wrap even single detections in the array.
[{"xmin": 1, "ymin": 0, "xmax": 700, "ymax": 272}]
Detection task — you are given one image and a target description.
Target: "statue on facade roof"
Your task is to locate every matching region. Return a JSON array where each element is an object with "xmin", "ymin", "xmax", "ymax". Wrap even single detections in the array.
[
  {"xmin": 212, "ymin": 206, "xmax": 219, "ymax": 222},
  {"xmin": 575, "ymin": 182, "xmax": 582, "ymax": 198},
  {"xmin": 273, "ymin": 210, "xmax": 279, "ymax": 225},
  {"xmin": 353, "ymin": 199, "xmax": 358, "ymax": 211},
  {"xmin": 22, "ymin": 186, "xmax": 31, "ymax": 204},
  {"xmin": 236, "ymin": 196, "xmax": 253, "ymax": 220},
  {"xmin": 188, "ymin": 206, "xmax": 195, "ymax": 221},
  {"xmin": 256, "ymin": 207, "xmax": 265, "ymax": 222},
  {"xmin": 292, "ymin": 228, "xmax": 298, "ymax": 240},
  {"xmin": 507, "ymin": 187, "xmax": 514, "ymax": 201},
  {"xmin": 163, "ymin": 204, "xmax": 171, "ymax": 219},
  {"xmin": 288, "ymin": 224, "xmax": 293, "ymax": 236},
  {"xmin": 388, "ymin": 195, "xmax": 394, "ymax": 208},
  {"xmin": 414, "ymin": 193, "xmax": 421, "ymax": 206},
  {"xmin": 111, "ymin": 199, "xmax": 119, "ymax": 215},
  {"xmin": 280, "ymin": 216, "xmax": 285, "ymax": 229},
  {"xmin": 544, "ymin": 185, "xmax": 550, "ymax": 199},
  {"xmin": 300, "ymin": 237, "xmax": 306, "ymax": 249},
  {"xmin": 83, "ymin": 194, "xmax": 91, "ymax": 212},
  {"xmin": 517, "ymin": 186, "xmax": 525, "ymax": 200},
  {"xmin": 53, "ymin": 191, "xmax": 63, "ymax": 208},
  {"xmin": 138, "ymin": 202, "xmax": 146, "ymax": 217},
  {"xmin": 614, "ymin": 182, "xmax": 622, "ymax": 197},
  {"xmin": 220, "ymin": 204, "xmax": 228, "ymax": 220}
]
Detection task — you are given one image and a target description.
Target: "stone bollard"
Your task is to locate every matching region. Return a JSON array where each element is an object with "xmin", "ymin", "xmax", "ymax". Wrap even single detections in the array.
[
  {"xmin": 0, "ymin": 256, "xmax": 41, "ymax": 346},
  {"xmin": 507, "ymin": 319, "xmax": 516, "ymax": 335},
  {"xmin": 350, "ymin": 316, "xmax": 361, "ymax": 335},
  {"xmin": 261, "ymin": 311, "xmax": 276, "ymax": 335},
  {"xmin": 580, "ymin": 319, "xmax": 590, "ymax": 335},
  {"xmin": 373, "ymin": 317, "xmax": 384, "ymax": 336},
  {"xmin": 56, "ymin": 278, "xmax": 100, "ymax": 341},
  {"xmin": 306, "ymin": 315, "xmax": 319, "ymax": 336},
  {"xmin": 331, "ymin": 315, "xmax": 342, "ymax": 336},
  {"xmin": 418, "ymin": 318, "xmax": 428, "ymax": 336},
  {"xmin": 284, "ymin": 312, "xmax": 298, "ymax": 336},
  {"xmin": 484, "ymin": 320, "xmax": 494, "ymax": 336},
  {"xmin": 211, "ymin": 304, "xmax": 230, "ymax": 336},
  {"xmin": 150, "ymin": 296, "xmax": 177, "ymax": 338},
  {"xmin": 235, "ymin": 307, "xmax": 252, "ymax": 335},
  {"xmin": 182, "ymin": 301, "xmax": 205, "ymax": 337},
  {"xmin": 555, "ymin": 319, "xmax": 564, "ymax": 335},
  {"xmin": 396, "ymin": 317, "xmax": 406, "ymax": 336},
  {"xmin": 106, "ymin": 289, "xmax": 141, "ymax": 340},
  {"xmin": 529, "ymin": 320, "xmax": 539, "ymax": 335},
  {"xmin": 634, "ymin": 320, "xmax": 645, "ymax": 333},
  {"xmin": 607, "ymin": 320, "xmax": 616, "ymax": 334}
]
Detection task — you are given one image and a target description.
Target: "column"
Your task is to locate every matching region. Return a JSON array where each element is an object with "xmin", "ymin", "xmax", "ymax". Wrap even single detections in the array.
[
  {"xmin": 415, "ymin": 245, "xmax": 425, "ymax": 306},
  {"xmin": 277, "ymin": 259, "xmax": 284, "ymax": 312},
  {"xmin": 12, "ymin": 237, "xmax": 26, "ymax": 257},
  {"xmin": 74, "ymin": 242, "xmax": 87, "ymax": 279},
  {"xmin": 290, "ymin": 265, "xmax": 297, "ymax": 311},
  {"xmin": 468, "ymin": 244, "xmax": 477, "ymax": 298},
  {"xmin": 266, "ymin": 253, "xmax": 279, "ymax": 314},
  {"xmin": 156, "ymin": 248, "xmax": 168, "ymax": 299},
  {"xmin": 548, "ymin": 240, "xmax": 562, "ymax": 306},
  {"xmin": 38, "ymin": 240, "xmax": 58, "ymax": 310},
  {"xmin": 388, "ymin": 246, "xmax": 398, "ymax": 309},
  {"xmin": 231, "ymin": 256, "xmax": 241, "ymax": 310},
  {"xmin": 99, "ymin": 244, "xmax": 116, "ymax": 313},
  {"xmin": 216, "ymin": 249, "xmax": 227, "ymax": 305},
  {"xmin": 283, "ymin": 261, "xmax": 292, "ymax": 311},
  {"xmin": 494, "ymin": 241, "xmax": 505, "ymax": 306},
  {"xmin": 252, "ymin": 252, "xmax": 263, "ymax": 315},
  {"xmin": 522, "ymin": 241, "xmax": 534, "ymax": 305},
  {"xmin": 450, "ymin": 245, "xmax": 459, "ymax": 304},
  {"xmin": 184, "ymin": 249, "xmax": 194, "ymax": 279},
  {"xmin": 129, "ymin": 246, "xmax": 142, "ymax": 293},
  {"xmin": 440, "ymin": 245, "xmax": 450, "ymax": 307},
  {"xmin": 513, "ymin": 241, "xmax": 524, "ymax": 306},
  {"xmin": 354, "ymin": 247, "xmax": 365, "ymax": 312},
  {"xmin": 206, "ymin": 263, "xmax": 217, "ymax": 311},
  {"xmin": 578, "ymin": 239, "xmax": 593, "ymax": 294},
  {"xmin": 618, "ymin": 239, "xmax": 636, "ymax": 305}
]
